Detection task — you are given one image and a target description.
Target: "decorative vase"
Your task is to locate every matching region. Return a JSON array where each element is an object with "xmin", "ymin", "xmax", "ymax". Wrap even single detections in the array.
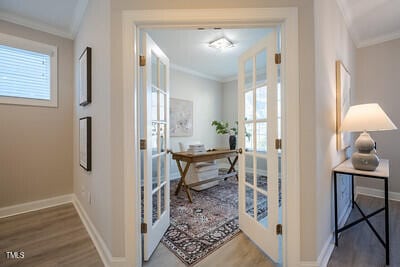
[{"xmin": 229, "ymin": 135, "xmax": 236, "ymax": 150}]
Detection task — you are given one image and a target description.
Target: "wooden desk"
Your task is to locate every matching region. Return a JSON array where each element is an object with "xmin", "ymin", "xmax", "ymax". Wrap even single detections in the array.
[
  {"xmin": 333, "ymin": 159, "xmax": 390, "ymax": 265},
  {"xmin": 172, "ymin": 149, "xmax": 238, "ymax": 203}
]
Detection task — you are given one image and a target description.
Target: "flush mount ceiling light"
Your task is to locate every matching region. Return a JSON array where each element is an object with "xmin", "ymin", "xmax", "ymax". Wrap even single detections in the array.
[{"xmin": 208, "ymin": 37, "xmax": 234, "ymax": 50}]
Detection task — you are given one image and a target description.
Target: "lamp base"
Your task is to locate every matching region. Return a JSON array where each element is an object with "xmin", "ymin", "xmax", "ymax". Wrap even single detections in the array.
[
  {"xmin": 351, "ymin": 131, "xmax": 380, "ymax": 171},
  {"xmin": 351, "ymin": 152, "xmax": 379, "ymax": 171}
]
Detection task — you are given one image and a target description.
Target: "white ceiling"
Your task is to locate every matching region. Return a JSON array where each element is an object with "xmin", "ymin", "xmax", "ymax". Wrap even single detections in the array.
[
  {"xmin": 145, "ymin": 28, "xmax": 272, "ymax": 82},
  {"xmin": 336, "ymin": 0, "xmax": 400, "ymax": 47},
  {"xmin": 0, "ymin": 0, "xmax": 88, "ymax": 39}
]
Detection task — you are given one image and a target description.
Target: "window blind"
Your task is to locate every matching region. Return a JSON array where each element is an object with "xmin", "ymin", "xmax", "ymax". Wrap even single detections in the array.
[{"xmin": 0, "ymin": 44, "xmax": 51, "ymax": 100}]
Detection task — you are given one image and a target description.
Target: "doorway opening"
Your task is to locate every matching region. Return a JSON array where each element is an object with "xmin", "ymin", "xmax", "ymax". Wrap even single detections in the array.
[
  {"xmin": 121, "ymin": 8, "xmax": 300, "ymax": 267},
  {"xmin": 139, "ymin": 26, "xmax": 282, "ymax": 266}
]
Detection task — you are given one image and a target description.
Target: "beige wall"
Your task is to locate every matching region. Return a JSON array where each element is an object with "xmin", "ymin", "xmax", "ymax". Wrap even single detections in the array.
[
  {"xmin": 0, "ymin": 20, "xmax": 73, "ymax": 207},
  {"xmin": 314, "ymin": 0, "xmax": 356, "ymax": 259},
  {"xmin": 73, "ymin": 0, "xmax": 123, "ymax": 256},
  {"xmin": 109, "ymin": 0, "xmax": 316, "ymax": 261},
  {"xmin": 355, "ymin": 38, "xmax": 400, "ymax": 192}
]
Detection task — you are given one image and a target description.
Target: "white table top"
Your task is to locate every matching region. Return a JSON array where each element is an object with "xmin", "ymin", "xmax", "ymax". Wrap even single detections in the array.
[{"xmin": 333, "ymin": 159, "xmax": 389, "ymax": 178}]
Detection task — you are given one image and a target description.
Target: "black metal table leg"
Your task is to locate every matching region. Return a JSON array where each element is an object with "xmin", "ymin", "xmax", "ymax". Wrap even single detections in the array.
[
  {"xmin": 351, "ymin": 175, "xmax": 355, "ymax": 208},
  {"xmin": 385, "ymin": 177, "xmax": 389, "ymax": 265},
  {"xmin": 334, "ymin": 172, "xmax": 338, "ymax": 246}
]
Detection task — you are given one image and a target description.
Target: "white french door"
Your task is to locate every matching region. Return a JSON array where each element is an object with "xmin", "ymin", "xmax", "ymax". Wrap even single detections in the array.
[
  {"xmin": 238, "ymin": 29, "xmax": 281, "ymax": 262},
  {"xmin": 142, "ymin": 33, "xmax": 170, "ymax": 261}
]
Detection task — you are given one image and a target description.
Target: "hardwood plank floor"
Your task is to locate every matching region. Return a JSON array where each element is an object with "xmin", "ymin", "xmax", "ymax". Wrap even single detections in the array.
[
  {"xmin": 0, "ymin": 204, "xmax": 103, "ymax": 267},
  {"xmin": 328, "ymin": 195, "xmax": 400, "ymax": 267},
  {"xmin": 143, "ymin": 232, "xmax": 277, "ymax": 267}
]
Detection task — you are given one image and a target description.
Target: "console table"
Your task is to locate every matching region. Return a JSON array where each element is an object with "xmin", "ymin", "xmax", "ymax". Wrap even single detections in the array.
[
  {"xmin": 333, "ymin": 159, "xmax": 390, "ymax": 265},
  {"xmin": 172, "ymin": 149, "xmax": 238, "ymax": 203}
]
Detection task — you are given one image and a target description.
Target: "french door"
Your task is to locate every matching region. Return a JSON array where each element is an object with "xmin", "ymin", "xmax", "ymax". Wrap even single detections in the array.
[
  {"xmin": 237, "ymin": 28, "xmax": 281, "ymax": 262},
  {"xmin": 141, "ymin": 33, "xmax": 170, "ymax": 261}
]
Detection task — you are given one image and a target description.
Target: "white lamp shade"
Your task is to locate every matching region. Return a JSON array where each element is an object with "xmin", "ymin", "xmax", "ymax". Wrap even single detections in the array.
[{"xmin": 341, "ymin": 103, "xmax": 397, "ymax": 132}]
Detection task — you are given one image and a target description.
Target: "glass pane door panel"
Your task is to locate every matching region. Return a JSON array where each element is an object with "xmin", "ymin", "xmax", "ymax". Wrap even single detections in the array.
[
  {"xmin": 151, "ymin": 88, "xmax": 158, "ymax": 121},
  {"xmin": 159, "ymin": 124, "xmax": 165, "ymax": 152},
  {"xmin": 256, "ymin": 157, "xmax": 268, "ymax": 192},
  {"xmin": 245, "ymin": 186, "xmax": 254, "ymax": 218},
  {"xmin": 160, "ymin": 154, "xmax": 166, "ymax": 183},
  {"xmin": 245, "ymin": 154, "xmax": 254, "ymax": 185},
  {"xmin": 151, "ymin": 53, "xmax": 158, "ymax": 87},
  {"xmin": 245, "ymin": 58, "xmax": 253, "ymax": 90},
  {"xmin": 256, "ymin": 122, "xmax": 267, "ymax": 152},
  {"xmin": 160, "ymin": 185, "xmax": 166, "ymax": 215},
  {"xmin": 245, "ymin": 90, "xmax": 253, "ymax": 121},
  {"xmin": 245, "ymin": 123, "xmax": 254, "ymax": 151},
  {"xmin": 160, "ymin": 62, "xmax": 166, "ymax": 92},
  {"xmin": 159, "ymin": 92, "xmax": 165, "ymax": 121},
  {"xmin": 257, "ymin": 192, "xmax": 268, "ymax": 228},
  {"xmin": 256, "ymin": 86, "xmax": 267, "ymax": 120},
  {"xmin": 151, "ymin": 123, "xmax": 157, "ymax": 155},
  {"xmin": 152, "ymin": 157, "xmax": 159, "ymax": 190},
  {"xmin": 255, "ymin": 49, "xmax": 267, "ymax": 87},
  {"xmin": 152, "ymin": 191, "xmax": 158, "ymax": 224}
]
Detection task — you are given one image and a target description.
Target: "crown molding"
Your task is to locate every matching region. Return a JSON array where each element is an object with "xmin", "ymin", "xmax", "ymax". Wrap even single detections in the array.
[
  {"xmin": 70, "ymin": 0, "xmax": 89, "ymax": 38},
  {"xmin": 334, "ymin": 0, "xmax": 360, "ymax": 47},
  {"xmin": 170, "ymin": 63, "xmax": 223, "ymax": 82},
  {"xmin": 357, "ymin": 30, "xmax": 400, "ymax": 48},
  {"xmin": 0, "ymin": 11, "xmax": 73, "ymax": 39}
]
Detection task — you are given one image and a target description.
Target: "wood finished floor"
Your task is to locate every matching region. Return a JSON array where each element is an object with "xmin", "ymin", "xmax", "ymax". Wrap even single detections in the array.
[
  {"xmin": 0, "ymin": 204, "xmax": 103, "ymax": 267},
  {"xmin": 328, "ymin": 195, "xmax": 400, "ymax": 267},
  {"xmin": 143, "ymin": 232, "xmax": 277, "ymax": 267}
]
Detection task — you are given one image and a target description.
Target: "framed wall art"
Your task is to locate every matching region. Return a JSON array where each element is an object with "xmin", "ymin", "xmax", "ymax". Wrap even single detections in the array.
[
  {"xmin": 170, "ymin": 98, "xmax": 193, "ymax": 137},
  {"xmin": 79, "ymin": 47, "xmax": 92, "ymax": 106},
  {"xmin": 79, "ymin": 117, "xmax": 92, "ymax": 171},
  {"xmin": 336, "ymin": 60, "xmax": 351, "ymax": 151}
]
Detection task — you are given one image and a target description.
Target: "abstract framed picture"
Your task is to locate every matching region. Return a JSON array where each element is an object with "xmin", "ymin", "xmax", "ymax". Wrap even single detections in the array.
[
  {"xmin": 170, "ymin": 98, "xmax": 193, "ymax": 137},
  {"xmin": 79, "ymin": 47, "xmax": 92, "ymax": 106},
  {"xmin": 336, "ymin": 60, "xmax": 351, "ymax": 151},
  {"xmin": 79, "ymin": 117, "xmax": 92, "ymax": 171}
]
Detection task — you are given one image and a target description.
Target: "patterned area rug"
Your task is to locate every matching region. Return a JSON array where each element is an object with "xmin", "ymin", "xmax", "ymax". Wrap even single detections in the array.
[
  {"xmin": 162, "ymin": 171, "xmax": 269, "ymax": 266},
  {"xmin": 162, "ymin": 178, "xmax": 239, "ymax": 266}
]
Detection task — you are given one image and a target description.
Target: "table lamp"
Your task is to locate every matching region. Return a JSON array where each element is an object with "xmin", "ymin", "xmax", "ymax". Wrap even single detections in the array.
[{"xmin": 340, "ymin": 103, "xmax": 397, "ymax": 171}]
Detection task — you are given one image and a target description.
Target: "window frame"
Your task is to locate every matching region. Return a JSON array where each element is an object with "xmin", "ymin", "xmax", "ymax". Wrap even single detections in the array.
[{"xmin": 0, "ymin": 33, "xmax": 58, "ymax": 107}]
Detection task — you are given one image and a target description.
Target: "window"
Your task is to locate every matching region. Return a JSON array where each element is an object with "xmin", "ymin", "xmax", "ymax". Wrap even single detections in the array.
[{"xmin": 0, "ymin": 33, "xmax": 57, "ymax": 107}]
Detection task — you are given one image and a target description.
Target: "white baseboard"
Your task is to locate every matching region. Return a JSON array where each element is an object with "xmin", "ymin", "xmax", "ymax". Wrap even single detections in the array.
[
  {"xmin": 356, "ymin": 186, "xmax": 400, "ymax": 201},
  {"xmin": 72, "ymin": 195, "xmax": 126, "ymax": 267},
  {"xmin": 0, "ymin": 194, "xmax": 73, "ymax": 218},
  {"xmin": 0, "ymin": 194, "xmax": 125, "ymax": 267},
  {"xmin": 300, "ymin": 202, "xmax": 352, "ymax": 267}
]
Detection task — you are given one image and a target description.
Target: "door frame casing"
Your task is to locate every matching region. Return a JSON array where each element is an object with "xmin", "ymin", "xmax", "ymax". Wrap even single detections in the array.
[{"xmin": 122, "ymin": 8, "xmax": 300, "ymax": 267}]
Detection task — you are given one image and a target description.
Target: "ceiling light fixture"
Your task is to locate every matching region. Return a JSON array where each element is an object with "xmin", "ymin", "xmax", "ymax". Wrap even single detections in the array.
[{"xmin": 208, "ymin": 37, "xmax": 234, "ymax": 50}]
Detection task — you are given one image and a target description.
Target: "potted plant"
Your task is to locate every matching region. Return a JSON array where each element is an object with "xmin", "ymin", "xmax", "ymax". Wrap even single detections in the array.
[{"xmin": 211, "ymin": 120, "xmax": 250, "ymax": 150}]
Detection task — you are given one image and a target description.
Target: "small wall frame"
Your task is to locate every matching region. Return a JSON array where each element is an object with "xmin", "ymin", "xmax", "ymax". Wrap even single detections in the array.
[
  {"xmin": 336, "ymin": 60, "xmax": 351, "ymax": 151},
  {"xmin": 79, "ymin": 117, "xmax": 92, "ymax": 171},
  {"xmin": 79, "ymin": 47, "xmax": 92, "ymax": 106}
]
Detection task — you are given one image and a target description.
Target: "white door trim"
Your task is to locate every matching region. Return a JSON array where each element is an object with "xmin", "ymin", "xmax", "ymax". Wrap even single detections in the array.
[{"xmin": 122, "ymin": 8, "xmax": 300, "ymax": 267}]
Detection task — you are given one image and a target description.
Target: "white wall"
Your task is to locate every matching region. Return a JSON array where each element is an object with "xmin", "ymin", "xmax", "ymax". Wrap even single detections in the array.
[
  {"xmin": 169, "ymin": 68, "xmax": 224, "ymax": 178},
  {"xmin": 222, "ymin": 79, "xmax": 238, "ymax": 127},
  {"xmin": 314, "ymin": 0, "xmax": 356, "ymax": 261},
  {"xmin": 355, "ymin": 38, "xmax": 400, "ymax": 193},
  {"xmin": 74, "ymin": 0, "xmax": 124, "ymax": 257},
  {"xmin": 0, "ymin": 20, "xmax": 73, "ymax": 207}
]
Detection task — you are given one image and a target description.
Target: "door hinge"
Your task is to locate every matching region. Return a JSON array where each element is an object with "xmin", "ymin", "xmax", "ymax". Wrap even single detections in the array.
[
  {"xmin": 276, "ymin": 224, "xmax": 283, "ymax": 235},
  {"xmin": 141, "ymin": 223, "xmax": 147, "ymax": 233},
  {"xmin": 275, "ymin": 139, "xmax": 282, "ymax": 150},
  {"xmin": 275, "ymin": 53, "xmax": 281, "ymax": 64},
  {"xmin": 140, "ymin": 139, "xmax": 147, "ymax": 150},
  {"xmin": 139, "ymin": 55, "xmax": 146, "ymax": 67}
]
